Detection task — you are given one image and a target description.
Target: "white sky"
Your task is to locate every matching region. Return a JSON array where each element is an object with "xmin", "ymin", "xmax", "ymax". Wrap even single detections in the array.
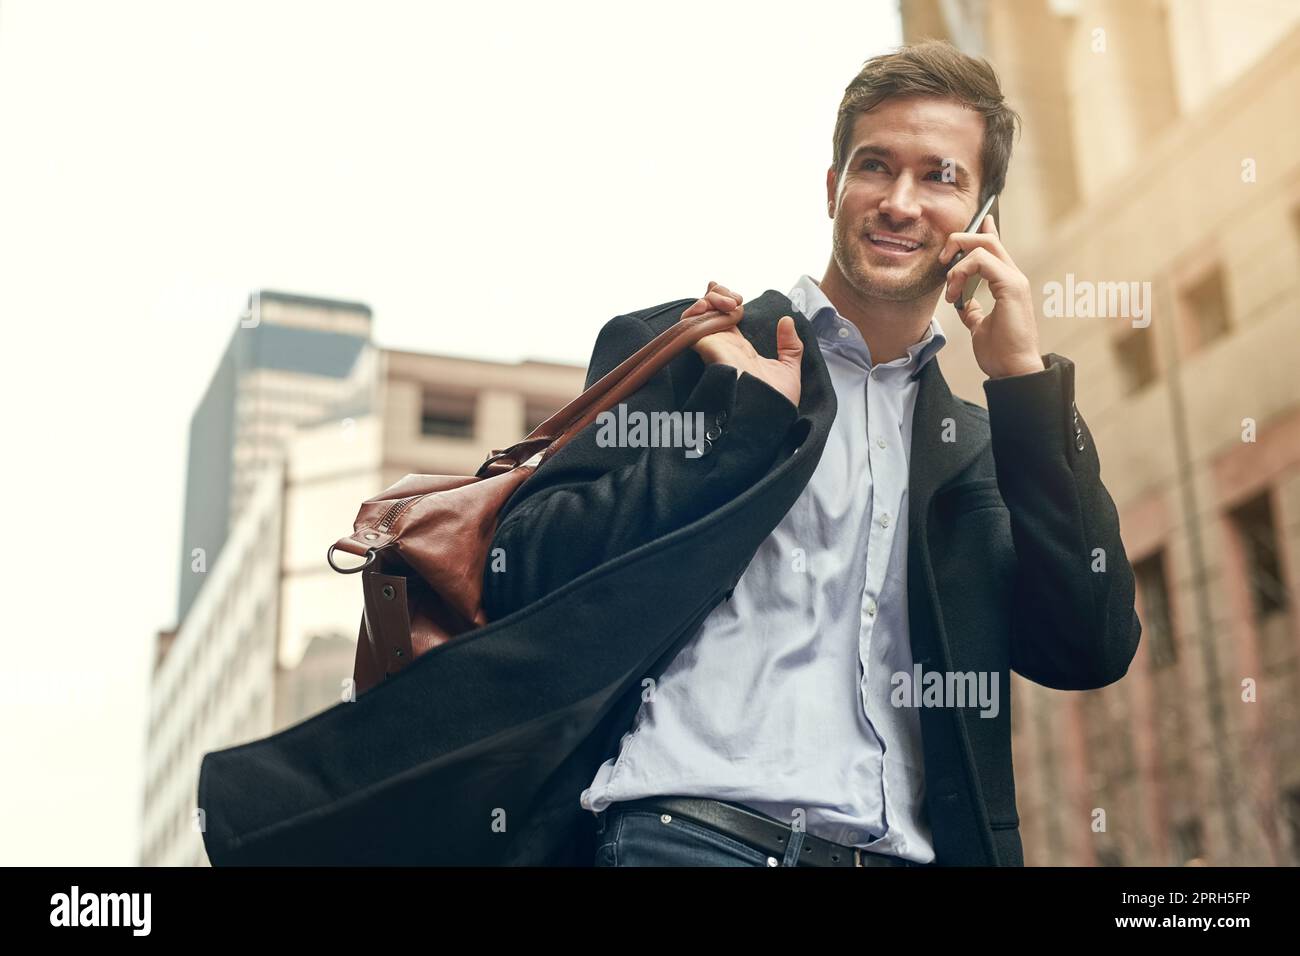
[{"xmin": 0, "ymin": 0, "xmax": 901, "ymax": 864}]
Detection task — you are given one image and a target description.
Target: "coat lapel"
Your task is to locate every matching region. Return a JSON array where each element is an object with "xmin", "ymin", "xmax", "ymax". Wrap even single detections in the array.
[
  {"xmin": 906, "ymin": 356, "xmax": 998, "ymax": 864},
  {"xmin": 907, "ymin": 355, "xmax": 987, "ymax": 664}
]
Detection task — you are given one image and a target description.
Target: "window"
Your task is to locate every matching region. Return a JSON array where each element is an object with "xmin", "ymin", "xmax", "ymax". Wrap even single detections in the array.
[
  {"xmin": 1230, "ymin": 492, "xmax": 1288, "ymax": 621},
  {"xmin": 1134, "ymin": 553, "xmax": 1176, "ymax": 669},
  {"xmin": 1113, "ymin": 328, "xmax": 1157, "ymax": 394},
  {"xmin": 524, "ymin": 399, "xmax": 559, "ymax": 436},
  {"xmin": 419, "ymin": 389, "xmax": 475, "ymax": 439},
  {"xmin": 1181, "ymin": 267, "xmax": 1231, "ymax": 350}
]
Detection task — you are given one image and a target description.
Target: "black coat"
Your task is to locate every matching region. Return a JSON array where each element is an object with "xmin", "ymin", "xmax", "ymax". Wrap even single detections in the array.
[{"xmin": 198, "ymin": 289, "xmax": 1141, "ymax": 866}]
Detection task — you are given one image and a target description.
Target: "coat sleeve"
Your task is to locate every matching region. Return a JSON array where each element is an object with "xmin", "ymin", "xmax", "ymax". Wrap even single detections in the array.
[
  {"xmin": 480, "ymin": 310, "xmax": 800, "ymax": 622},
  {"xmin": 982, "ymin": 352, "xmax": 1142, "ymax": 690}
]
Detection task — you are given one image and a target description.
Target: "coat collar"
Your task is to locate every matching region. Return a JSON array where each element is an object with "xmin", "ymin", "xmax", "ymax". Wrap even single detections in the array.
[{"xmin": 740, "ymin": 288, "xmax": 985, "ymax": 507}]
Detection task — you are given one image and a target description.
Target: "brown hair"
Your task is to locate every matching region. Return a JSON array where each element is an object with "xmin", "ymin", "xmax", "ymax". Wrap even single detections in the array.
[{"xmin": 832, "ymin": 40, "xmax": 1021, "ymax": 202}]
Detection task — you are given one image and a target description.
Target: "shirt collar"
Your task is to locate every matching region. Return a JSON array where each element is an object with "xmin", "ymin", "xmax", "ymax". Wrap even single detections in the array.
[{"xmin": 787, "ymin": 274, "xmax": 946, "ymax": 380}]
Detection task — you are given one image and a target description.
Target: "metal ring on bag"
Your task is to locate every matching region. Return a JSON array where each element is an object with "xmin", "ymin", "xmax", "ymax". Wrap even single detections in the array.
[{"xmin": 327, "ymin": 543, "xmax": 376, "ymax": 574}]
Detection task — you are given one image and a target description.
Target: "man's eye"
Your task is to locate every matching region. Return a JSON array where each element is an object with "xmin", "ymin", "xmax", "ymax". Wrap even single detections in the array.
[
  {"xmin": 861, "ymin": 159, "xmax": 883, "ymax": 171},
  {"xmin": 925, "ymin": 171, "xmax": 954, "ymax": 183}
]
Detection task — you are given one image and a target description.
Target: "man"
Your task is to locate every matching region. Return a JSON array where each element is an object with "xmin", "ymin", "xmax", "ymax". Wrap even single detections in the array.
[
  {"xmin": 479, "ymin": 39, "xmax": 1140, "ymax": 868},
  {"xmin": 197, "ymin": 40, "xmax": 1139, "ymax": 868}
]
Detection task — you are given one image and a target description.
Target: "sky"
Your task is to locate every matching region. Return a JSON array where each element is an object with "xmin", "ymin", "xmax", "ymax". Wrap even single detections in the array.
[{"xmin": 0, "ymin": 0, "xmax": 904, "ymax": 865}]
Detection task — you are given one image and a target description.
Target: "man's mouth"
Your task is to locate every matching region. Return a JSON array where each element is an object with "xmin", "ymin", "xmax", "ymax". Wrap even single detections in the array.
[{"xmin": 865, "ymin": 232, "xmax": 924, "ymax": 256}]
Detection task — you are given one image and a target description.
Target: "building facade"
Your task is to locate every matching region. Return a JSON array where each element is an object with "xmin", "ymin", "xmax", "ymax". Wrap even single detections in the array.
[{"xmin": 902, "ymin": 0, "xmax": 1300, "ymax": 865}]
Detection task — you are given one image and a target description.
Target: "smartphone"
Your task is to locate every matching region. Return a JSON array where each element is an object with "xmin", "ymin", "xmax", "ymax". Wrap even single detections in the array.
[{"xmin": 945, "ymin": 193, "xmax": 1000, "ymax": 310}]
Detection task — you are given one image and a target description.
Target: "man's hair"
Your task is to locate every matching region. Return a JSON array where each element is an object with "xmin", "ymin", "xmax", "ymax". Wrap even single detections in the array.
[{"xmin": 832, "ymin": 40, "xmax": 1021, "ymax": 203}]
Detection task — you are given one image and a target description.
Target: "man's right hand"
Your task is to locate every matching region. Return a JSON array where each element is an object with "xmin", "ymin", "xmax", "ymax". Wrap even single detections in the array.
[{"xmin": 680, "ymin": 280, "xmax": 803, "ymax": 411}]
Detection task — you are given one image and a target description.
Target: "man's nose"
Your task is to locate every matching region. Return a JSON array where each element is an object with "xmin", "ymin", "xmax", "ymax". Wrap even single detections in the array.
[{"xmin": 878, "ymin": 177, "xmax": 922, "ymax": 222}]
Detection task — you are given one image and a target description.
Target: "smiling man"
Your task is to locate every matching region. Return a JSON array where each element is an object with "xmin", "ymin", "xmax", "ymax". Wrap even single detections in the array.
[
  {"xmin": 470, "ymin": 39, "xmax": 1141, "ymax": 868},
  {"xmin": 197, "ymin": 40, "xmax": 1140, "ymax": 869}
]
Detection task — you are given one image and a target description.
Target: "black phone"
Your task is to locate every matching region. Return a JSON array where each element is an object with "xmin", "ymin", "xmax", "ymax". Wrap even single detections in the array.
[{"xmin": 946, "ymin": 193, "xmax": 1000, "ymax": 310}]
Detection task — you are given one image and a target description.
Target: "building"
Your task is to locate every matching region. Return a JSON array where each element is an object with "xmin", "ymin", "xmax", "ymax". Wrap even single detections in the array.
[
  {"xmin": 142, "ymin": 461, "xmax": 284, "ymax": 867},
  {"xmin": 901, "ymin": 0, "xmax": 1300, "ymax": 864},
  {"xmin": 142, "ymin": 293, "xmax": 586, "ymax": 865},
  {"xmin": 174, "ymin": 292, "xmax": 374, "ymax": 625}
]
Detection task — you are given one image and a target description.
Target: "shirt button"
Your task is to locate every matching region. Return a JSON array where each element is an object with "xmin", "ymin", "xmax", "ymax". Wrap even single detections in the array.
[
  {"xmin": 880, "ymin": 513, "xmax": 890, "ymax": 528},
  {"xmin": 876, "ymin": 437, "xmax": 886, "ymax": 449},
  {"xmin": 706, "ymin": 424, "xmax": 722, "ymax": 440},
  {"xmin": 715, "ymin": 410, "xmax": 728, "ymax": 425},
  {"xmin": 767, "ymin": 857, "xmax": 780, "ymax": 867},
  {"xmin": 866, "ymin": 599, "xmax": 877, "ymax": 617},
  {"xmin": 838, "ymin": 326, "xmax": 851, "ymax": 338}
]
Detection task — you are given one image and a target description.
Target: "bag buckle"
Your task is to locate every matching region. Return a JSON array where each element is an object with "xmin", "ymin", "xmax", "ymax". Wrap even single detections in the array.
[{"xmin": 327, "ymin": 543, "xmax": 377, "ymax": 574}]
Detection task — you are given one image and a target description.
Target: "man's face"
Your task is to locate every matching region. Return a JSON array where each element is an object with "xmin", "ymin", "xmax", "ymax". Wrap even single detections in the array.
[{"xmin": 827, "ymin": 96, "xmax": 985, "ymax": 302}]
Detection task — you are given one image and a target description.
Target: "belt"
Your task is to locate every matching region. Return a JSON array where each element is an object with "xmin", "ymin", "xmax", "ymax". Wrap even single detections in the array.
[{"xmin": 602, "ymin": 796, "xmax": 926, "ymax": 868}]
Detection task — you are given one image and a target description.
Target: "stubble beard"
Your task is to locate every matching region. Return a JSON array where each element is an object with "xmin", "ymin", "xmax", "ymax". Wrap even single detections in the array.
[{"xmin": 831, "ymin": 218, "xmax": 949, "ymax": 304}]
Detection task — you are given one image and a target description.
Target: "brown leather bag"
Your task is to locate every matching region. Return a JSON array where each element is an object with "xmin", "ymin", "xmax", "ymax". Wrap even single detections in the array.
[{"xmin": 327, "ymin": 304, "xmax": 744, "ymax": 694}]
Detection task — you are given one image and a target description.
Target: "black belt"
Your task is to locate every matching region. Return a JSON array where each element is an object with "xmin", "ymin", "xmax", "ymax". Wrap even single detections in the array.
[{"xmin": 602, "ymin": 796, "xmax": 927, "ymax": 867}]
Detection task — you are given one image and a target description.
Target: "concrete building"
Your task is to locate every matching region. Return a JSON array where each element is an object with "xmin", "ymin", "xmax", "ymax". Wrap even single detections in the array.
[
  {"xmin": 174, "ymin": 291, "xmax": 374, "ymax": 625},
  {"xmin": 142, "ymin": 294, "xmax": 586, "ymax": 865},
  {"xmin": 143, "ymin": 461, "xmax": 283, "ymax": 867},
  {"xmin": 901, "ymin": 0, "xmax": 1300, "ymax": 864}
]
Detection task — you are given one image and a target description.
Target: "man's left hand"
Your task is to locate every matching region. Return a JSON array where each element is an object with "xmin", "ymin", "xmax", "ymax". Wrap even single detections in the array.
[{"xmin": 939, "ymin": 215, "xmax": 1044, "ymax": 379}]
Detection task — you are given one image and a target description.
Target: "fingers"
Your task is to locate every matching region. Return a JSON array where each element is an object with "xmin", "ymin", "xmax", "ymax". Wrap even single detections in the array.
[
  {"xmin": 681, "ymin": 282, "xmax": 744, "ymax": 319},
  {"xmin": 707, "ymin": 281, "xmax": 743, "ymax": 306},
  {"xmin": 939, "ymin": 216, "xmax": 1012, "ymax": 267},
  {"xmin": 942, "ymin": 247, "xmax": 1020, "ymax": 304},
  {"xmin": 681, "ymin": 290, "xmax": 738, "ymax": 318},
  {"xmin": 775, "ymin": 315, "xmax": 803, "ymax": 366},
  {"xmin": 706, "ymin": 289, "xmax": 739, "ymax": 311}
]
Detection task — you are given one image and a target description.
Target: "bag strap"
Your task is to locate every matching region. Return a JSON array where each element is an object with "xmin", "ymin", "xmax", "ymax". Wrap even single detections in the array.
[
  {"xmin": 328, "ymin": 306, "xmax": 746, "ymax": 574},
  {"xmin": 476, "ymin": 306, "xmax": 743, "ymax": 477}
]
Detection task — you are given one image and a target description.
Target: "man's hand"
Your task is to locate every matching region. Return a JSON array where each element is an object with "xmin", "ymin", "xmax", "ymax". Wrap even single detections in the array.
[
  {"xmin": 679, "ymin": 281, "xmax": 803, "ymax": 410},
  {"xmin": 939, "ymin": 216, "xmax": 1045, "ymax": 379}
]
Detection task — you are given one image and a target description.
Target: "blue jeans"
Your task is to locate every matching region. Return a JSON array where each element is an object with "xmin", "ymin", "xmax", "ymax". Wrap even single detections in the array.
[{"xmin": 593, "ymin": 805, "xmax": 808, "ymax": 867}]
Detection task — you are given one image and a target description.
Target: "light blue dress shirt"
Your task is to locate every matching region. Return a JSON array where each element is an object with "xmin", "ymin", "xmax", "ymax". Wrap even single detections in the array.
[{"xmin": 580, "ymin": 274, "xmax": 947, "ymax": 863}]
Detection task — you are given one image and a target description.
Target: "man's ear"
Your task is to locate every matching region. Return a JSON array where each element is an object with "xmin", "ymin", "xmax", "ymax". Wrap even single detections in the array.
[{"xmin": 825, "ymin": 165, "xmax": 838, "ymax": 218}]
